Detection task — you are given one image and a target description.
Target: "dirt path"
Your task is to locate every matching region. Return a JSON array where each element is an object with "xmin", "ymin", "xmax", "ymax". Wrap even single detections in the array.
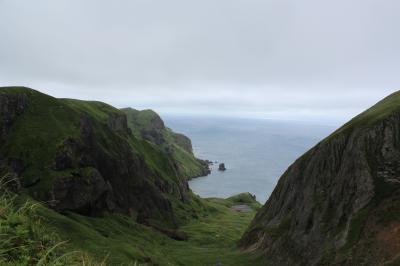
[{"xmin": 231, "ymin": 204, "xmax": 252, "ymax": 212}]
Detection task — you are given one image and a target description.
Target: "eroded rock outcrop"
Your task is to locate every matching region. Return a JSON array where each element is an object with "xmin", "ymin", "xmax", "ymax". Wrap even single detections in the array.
[
  {"xmin": 107, "ymin": 112, "xmax": 130, "ymax": 134},
  {"xmin": 173, "ymin": 133, "xmax": 193, "ymax": 153},
  {"xmin": 0, "ymin": 89, "xmax": 28, "ymax": 138}
]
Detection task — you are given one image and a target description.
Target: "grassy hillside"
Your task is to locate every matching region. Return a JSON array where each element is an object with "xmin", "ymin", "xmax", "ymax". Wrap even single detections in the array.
[
  {"xmin": 0, "ymin": 179, "xmax": 100, "ymax": 265},
  {"xmin": 1, "ymin": 176, "xmax": 262, "ymax": 265},
  {"xmin": 35, "ymin": 194, "xmax": 263, "ymax": 265},
  {"xmin": 121, "ymin": 107, "xmax": 210, "ymax": 179},
  {"xmin": 0, "ymin": 86, "xmax": 261, "ymax": 265},
  {"xmin": 325, "ymin": 90, "xmax": 400, "ymax": 141}
]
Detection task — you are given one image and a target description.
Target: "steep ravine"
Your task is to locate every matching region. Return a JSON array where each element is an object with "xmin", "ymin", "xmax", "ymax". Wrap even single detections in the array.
[
  {"xmin": 6, "ymin": 86, "xmax": 400, "ymax": 265},
  {"xmin": 0, "ymin": 86, "xmax": 261, "ymax": 265},
  {"xmin": 241, "ymin": 91, "xmax": 400, "ymax": 265}
]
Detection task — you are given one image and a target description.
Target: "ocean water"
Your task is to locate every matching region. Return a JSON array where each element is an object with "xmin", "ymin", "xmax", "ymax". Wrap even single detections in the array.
[{"xmin": 164, "ymin": 116, "xmax": 336, "ymax": 203}]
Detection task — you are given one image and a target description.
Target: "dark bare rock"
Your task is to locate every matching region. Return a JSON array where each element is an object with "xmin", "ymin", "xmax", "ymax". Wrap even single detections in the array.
[
  {"xmin": 0, "ymin": 88, "xmax": 28, "ymax": 138},
  {"xmin": 107, "ymin": 112, "xmax": 131, "ymax": 134},
  {"xmin": 218, "ymin": 163, "xmax": 226, "ymax": 171},
  {"xmin": 173, "ymin": 133, "xmax": 193, "ymax": 153},
  {"xmin": 240, "ymin": 91, "xmax": 400, "ymax": 265},
  {"xmin": 49, "ymin": 168, "xmax": 111, "ymax": 215},
  {"xmin": 231, "ymin": 204, "xmax": 252, "ymax": 212},
  {"xmin": 49, "ymin": 113, "xmax": 181, "ymax": 226}
]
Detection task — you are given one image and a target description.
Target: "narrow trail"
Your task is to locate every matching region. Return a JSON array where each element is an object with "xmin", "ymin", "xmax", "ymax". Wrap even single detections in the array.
[{"xmin": 231, "ymin": 204, "xmax": 253, "ymax": 212}]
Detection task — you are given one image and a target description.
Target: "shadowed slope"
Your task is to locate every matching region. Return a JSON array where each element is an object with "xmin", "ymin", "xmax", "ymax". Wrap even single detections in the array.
[
  {"xmin": 0, "ymin": 87, "xmax": 203, "ymax": 234},
  {"xmin": 241, "ymin": 91, "xmax": 400, "ymax": 265}
]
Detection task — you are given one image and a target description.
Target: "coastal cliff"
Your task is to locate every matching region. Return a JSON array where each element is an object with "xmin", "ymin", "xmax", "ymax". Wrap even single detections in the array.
[
  {"xmin": 240, "ymin": 91, "xmax": 400, "ymax": 265},
  {"xmin": 121, "ymin": 107, "xmax": 210, "ymax": 179},
  {"xmin": 0, "ymin": 87, "xmax": 206, "ymax": 234},
  {"xmin": 0, "ymin": 86, "xmax": 262, "ymax": 265}
]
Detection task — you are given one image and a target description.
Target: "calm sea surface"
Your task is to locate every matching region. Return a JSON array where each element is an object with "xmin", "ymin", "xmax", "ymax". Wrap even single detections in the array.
[{"xmin": 164, "ymin": 116, "xmax": 336, "ymax": 203}]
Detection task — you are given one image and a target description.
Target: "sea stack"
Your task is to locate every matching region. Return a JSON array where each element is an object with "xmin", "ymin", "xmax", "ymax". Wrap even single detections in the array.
[{"xmin": 218, "ymin": 163, "xmax": 226, "ymax": 171}]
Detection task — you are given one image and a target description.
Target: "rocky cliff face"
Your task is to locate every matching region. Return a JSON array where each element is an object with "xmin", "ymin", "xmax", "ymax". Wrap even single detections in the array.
[
  {"xmin": 173, "ymin": 133, "xmax": 193, "ymax": 154},
  {"xmin": 0, "ymin": 90, "xmax": 28, "ymax": 138},
  {"xmin": 0, "ymin": 87, "xmax": 202, "ymax": 235},
  {"xmin": 241, "ymin": 91, "xmax": 400, "ymax": 265},
  {"xmin": 121, "ymin": 108, "xmax": 166, "ymax": 145}
]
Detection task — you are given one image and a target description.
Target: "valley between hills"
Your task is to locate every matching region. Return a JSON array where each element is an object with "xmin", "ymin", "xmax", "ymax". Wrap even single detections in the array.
[{"xmin": 1, "ymin": 86, "xmax": 400, "ymax": 265}]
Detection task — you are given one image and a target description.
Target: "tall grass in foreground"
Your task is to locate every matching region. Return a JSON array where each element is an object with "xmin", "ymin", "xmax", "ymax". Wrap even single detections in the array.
[{"xmin": 0, "ymin": 176, "xmax": 105, "ymax": 265}]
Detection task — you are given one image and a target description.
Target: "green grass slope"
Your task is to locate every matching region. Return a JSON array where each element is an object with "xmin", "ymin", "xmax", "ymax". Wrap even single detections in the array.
[
  {"xmin": 0, "ymin": 179, "xmax": 100, "ymax": 265},
  {"xmin": 325, "ymin": 90, "xmax": 400, "ymax": 141},
  {"xmin": 35, "ymin": 195, "xmax": 263, "ymax": 265},
  {"xmin": 121, "ymin": 108, "xmax": 209, "ymax": 180},
  {"xmin": 0, "ymin": 87, "xmax": 261, "ymax": 265},
  {"xmin": 1, "ymin": 180, "xmax": 262, "ymax": 265}
]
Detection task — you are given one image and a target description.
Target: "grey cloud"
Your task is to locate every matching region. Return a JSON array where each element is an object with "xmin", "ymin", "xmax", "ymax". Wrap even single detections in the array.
[{"xmin": 0, "ymin": 0, "xmax": 399, "ymax": 123}]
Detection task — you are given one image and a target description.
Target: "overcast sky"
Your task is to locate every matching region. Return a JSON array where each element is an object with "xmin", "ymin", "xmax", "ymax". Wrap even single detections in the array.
[{"xmin": 0, "ymin": 0, "xmax": 399, "ymax": 124}]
